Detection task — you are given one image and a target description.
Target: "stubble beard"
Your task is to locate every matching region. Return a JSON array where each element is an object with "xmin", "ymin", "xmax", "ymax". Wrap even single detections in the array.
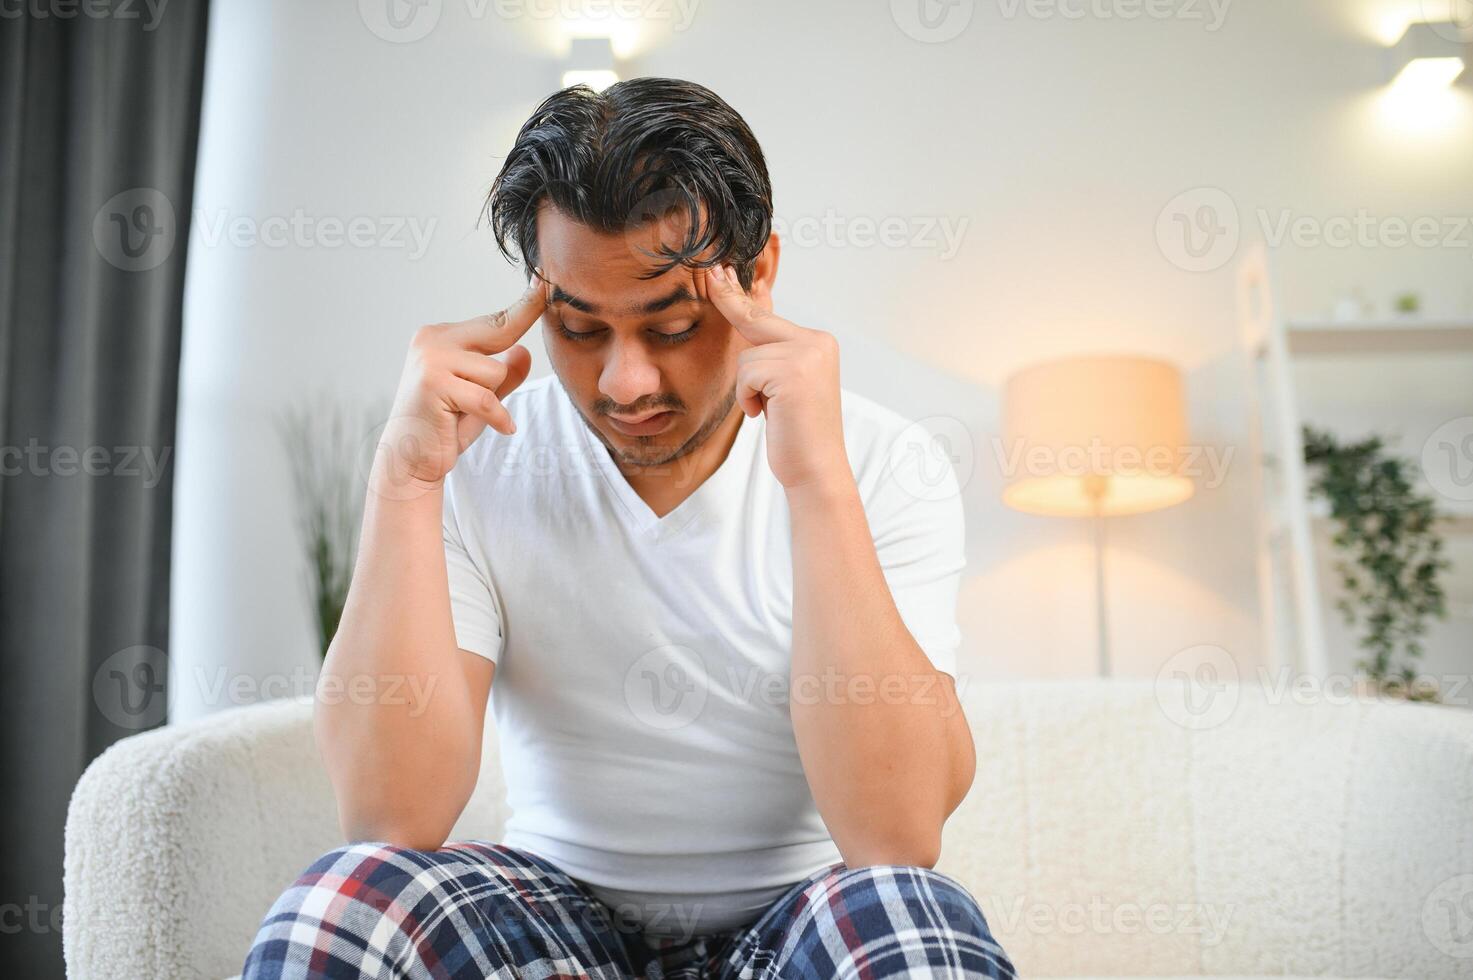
[{"xmin": 568, "ymin": 382, "xmax": 739, "ymax": 472}]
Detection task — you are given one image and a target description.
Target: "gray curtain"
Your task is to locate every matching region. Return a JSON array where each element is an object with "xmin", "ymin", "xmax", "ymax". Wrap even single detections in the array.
[{"xmin": 0, "ymin": 2, "xmax": 210, "ymax": 975}]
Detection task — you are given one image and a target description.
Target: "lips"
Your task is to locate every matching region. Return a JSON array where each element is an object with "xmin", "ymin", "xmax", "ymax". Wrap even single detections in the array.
[{"xmin": 606, "ymin": 410, "xmax": 677, "ymax": 437}]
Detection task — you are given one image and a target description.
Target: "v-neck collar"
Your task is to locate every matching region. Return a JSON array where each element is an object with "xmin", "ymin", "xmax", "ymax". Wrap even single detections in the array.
[{"xmin": 570, "ymin": 389, "xmax": 758, "ymax": 539}]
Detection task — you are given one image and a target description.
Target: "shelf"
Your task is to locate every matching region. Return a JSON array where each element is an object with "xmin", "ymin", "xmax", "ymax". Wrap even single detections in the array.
[
  {"xmin": 1236, "ymin": 242, "xmax": 1473, "ymax": 672},
  {"xmin": 1280, "ymin": 318, "xmax": 1473, "ymax": 355},
  {"xmin": 1268, "ymin": 497, "xmax": 1473, "ymax": 538},
  {"xmin": 1310, "ymin": 510, "xmax": 1473, "ymax": 536}
]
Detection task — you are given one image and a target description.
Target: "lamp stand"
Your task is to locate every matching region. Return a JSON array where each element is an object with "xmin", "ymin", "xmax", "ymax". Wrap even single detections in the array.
[{"xmin": 1084, "ymin": 475, "xmax": 1111, "ymax": 677}]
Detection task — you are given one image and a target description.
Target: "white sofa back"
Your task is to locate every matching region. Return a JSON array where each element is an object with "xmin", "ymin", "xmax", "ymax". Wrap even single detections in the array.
[{"xmin": 64, "ymin": 679, "xmax": 1473, "ymax": 979}]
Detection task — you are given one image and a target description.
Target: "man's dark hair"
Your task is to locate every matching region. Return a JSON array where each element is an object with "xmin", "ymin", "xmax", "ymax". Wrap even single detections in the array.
[{"xmin": 482, "ymin": 77, "xmax": 773, "ymax": 290}]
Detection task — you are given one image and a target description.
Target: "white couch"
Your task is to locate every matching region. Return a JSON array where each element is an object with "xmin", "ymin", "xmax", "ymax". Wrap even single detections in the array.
[{"xmin": 63, "ymin": 679, "xmax": 1473, "ymax": 979}]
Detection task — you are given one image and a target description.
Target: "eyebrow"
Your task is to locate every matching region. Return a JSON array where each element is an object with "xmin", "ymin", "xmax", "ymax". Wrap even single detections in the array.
[{"xmin": 549, "ymin": 284, "xmax": 700, "ymax": 316}]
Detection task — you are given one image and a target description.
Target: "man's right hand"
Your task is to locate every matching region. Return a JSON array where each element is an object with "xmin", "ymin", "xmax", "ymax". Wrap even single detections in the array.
[{"xmin": 377, "ymin": 274, "xmax": 547, "ymax": 490}]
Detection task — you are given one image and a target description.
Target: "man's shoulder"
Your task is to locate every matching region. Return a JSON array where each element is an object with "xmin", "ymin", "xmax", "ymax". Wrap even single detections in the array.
[
  {"xmin": 838, "ymin": 386, "xmax": 924, "ymax": 463},
  {"xmin": 839, "ymin": 387, "xmax": 965, "ymax": 521}
]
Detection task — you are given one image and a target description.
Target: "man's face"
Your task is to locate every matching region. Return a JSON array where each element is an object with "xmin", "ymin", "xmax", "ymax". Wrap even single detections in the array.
[{"xmin": 533, "ymin": 204, "xmax": 752, "ymax": 470}]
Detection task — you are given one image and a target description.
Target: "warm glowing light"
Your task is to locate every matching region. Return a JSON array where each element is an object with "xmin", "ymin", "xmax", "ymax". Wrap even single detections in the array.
[
  {"xmin": 1393, "ymin": 55, "xmax": 1467, "ymax": 89},
  {"xmin": 1369, "ymin": 4, "xmax": 1425, "ymax": 45},
  {"xmin": 1385, "ymin": 21, "xmax": 1469, "ymax": 91},
  {"xmin": 1370, "ymin": 20, "xmax": 1471, "ymax": 135},
  {"xmin": 561, "ymin": 37, "xmax": 617, "ymax": 93},
  {"xmin": 561, "ymin": 69, "xmax": 618, "ymax": 92},
  {"xmin": 999, "ymin": 355, "xmax": 1196, "ymax": 519},
  {"xmin": 1375, "ymin": 77, "xmax": 1470, "ymax": 135},
  {"xmin": 1003, "ymin": 474, "xmax": 1195, "ymax": 518}
]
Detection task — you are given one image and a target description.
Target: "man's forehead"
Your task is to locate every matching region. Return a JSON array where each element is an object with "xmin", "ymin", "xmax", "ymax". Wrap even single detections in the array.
[
  {"xmin": 535, "ymin": 203, "xmax": 711, "ymax": 315},
  {"xmin": 548, "ymin": 280, "xmax": 701, "ymax": 317}
]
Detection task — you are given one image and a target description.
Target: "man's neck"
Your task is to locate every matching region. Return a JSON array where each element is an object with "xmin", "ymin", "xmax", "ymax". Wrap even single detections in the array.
[{"xmin": 616, "ymin": 404, "xmax": 744, "ymax": 519}]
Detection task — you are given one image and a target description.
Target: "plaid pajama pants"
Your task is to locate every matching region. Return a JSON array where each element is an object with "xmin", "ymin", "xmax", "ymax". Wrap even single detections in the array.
[{"xmin": 242, "ymin": 841, "xmax": 1018, "ymax": 979}]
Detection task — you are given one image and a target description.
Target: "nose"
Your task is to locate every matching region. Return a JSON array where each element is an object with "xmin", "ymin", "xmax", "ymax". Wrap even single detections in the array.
[{"xmin": 598, "ymin": 337, "xmax": 662, "ymax": 409}]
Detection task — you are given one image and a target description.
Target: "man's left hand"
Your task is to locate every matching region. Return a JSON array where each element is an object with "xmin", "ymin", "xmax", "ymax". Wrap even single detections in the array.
[{"xmin": 703, "ymin": 262, "xmax": 851, "ymax": 493}]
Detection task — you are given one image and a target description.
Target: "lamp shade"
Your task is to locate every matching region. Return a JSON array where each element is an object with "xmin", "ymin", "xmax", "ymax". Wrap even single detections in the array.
[{"xmin": 1000, "ymin": 354, "xmax": 1195, "ymax": 517}]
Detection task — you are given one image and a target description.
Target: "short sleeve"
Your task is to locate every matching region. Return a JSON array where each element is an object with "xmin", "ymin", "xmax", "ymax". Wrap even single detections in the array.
[
  {"xmin": 866, "ymin": 429, "xmax": 967, "ymax": 681},
  {"xmin": 442, "ymin": 465, "xmax": 504, "ymax": 663}
]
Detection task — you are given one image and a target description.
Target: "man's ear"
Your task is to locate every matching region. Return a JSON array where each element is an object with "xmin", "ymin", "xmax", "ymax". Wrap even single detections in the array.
[{"xmin": 746, "ymin": 232, "xmax": 781, "ymax": 310}]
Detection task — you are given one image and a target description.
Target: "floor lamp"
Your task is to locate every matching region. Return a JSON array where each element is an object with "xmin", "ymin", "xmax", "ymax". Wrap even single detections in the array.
[{"xmin": 999, "ymin": 355, "xmax": 1195, "ymax": 676}]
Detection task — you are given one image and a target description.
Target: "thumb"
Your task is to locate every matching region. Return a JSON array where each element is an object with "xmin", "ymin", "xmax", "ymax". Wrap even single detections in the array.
[
  {"xmin": 495, "ymin": 344, "xmax": 533, "ymax": 398},
  {"xmin": 704, "ymin": 263, "xmax": 795, "ymax": 346}
]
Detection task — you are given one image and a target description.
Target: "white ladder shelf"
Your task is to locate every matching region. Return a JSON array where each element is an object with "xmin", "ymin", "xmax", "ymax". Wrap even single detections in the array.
[{"xmin": 1236, "ymin": 243, "xmax": 1473, "ymax": 675}]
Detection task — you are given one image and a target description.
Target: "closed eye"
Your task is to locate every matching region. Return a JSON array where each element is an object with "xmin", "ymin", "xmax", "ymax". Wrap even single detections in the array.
[
  {"xmin": 551, "ymin": 318, "xmax": 701, "ymax": 345},
  {"xmin": 553, "ymin": 321, "xmax": 604, "ymax": 342},
  {"xmin": 650, "ymin": 321, "xmax": 701, "ymax": 345}
]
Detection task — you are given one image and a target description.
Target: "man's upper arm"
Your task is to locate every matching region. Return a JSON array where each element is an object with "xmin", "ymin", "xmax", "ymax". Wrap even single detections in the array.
[
  {"xmin": 442, "ymin": 464, "xmax": 506, "ymax": 666},
  {"xmin": 868, "ymin": 428, "xmax": 967, "ymax": 681},
  {"xmin": 443, "ymin": 464, "xmax": 503, "ymax": 741},
  {"xmin": 459, "ymin": 649, "xmax": 495, "ymax": 727}
]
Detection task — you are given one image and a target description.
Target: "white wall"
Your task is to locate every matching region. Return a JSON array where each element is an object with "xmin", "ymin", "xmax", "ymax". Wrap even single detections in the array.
[{"xmin": 171, "ymin": 0, "xmax": 1473, "ymax": 718}]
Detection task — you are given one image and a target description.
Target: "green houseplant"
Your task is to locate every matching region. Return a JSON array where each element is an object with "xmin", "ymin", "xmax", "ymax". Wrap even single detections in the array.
[
  {"xmin": 1302, "ymin": 425, "xmax": 1451, "ymax": 701},
  {"xmin": 278, "ymin": 399, "xmax": 380, "ymax": 658}
]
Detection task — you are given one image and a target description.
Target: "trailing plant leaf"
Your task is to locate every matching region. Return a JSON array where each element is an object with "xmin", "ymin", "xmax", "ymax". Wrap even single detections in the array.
[
  {"xmin": 278, "ymin": 399, "xmax": 380, "ymax": 658},
  {"xmin": 1302, "ymin": 425, "xmax": 1450, "ymax": 702}
]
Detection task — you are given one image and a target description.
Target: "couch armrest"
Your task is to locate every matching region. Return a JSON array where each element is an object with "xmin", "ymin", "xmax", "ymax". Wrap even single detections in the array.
[
  {"xmin": 64, "ymin": 694, "xmax": 513, "ymax": 980},
  {"xmin": 63, "ymin": 698, "xmax": 338, "ymax": 979}
]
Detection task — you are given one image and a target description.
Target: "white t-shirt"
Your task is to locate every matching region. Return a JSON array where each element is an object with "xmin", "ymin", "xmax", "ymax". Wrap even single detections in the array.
[{"xmin": 442, "ymin": 374, "xmax": 964, "ymax": 937}]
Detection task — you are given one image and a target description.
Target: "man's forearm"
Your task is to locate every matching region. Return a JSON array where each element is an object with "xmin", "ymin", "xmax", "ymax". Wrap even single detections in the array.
[
  {"xmin": 314, "ymin": 467, "xmax": 482, "ymax": 848},
  {"xmin": 786, "ymin": 476, "xmax": 972, "ymax": 868}
]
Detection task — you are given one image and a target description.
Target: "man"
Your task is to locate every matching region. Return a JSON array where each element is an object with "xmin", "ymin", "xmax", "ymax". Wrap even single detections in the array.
[{"xmin": 244, "ymin": 78, "xmax": 1016, "ymax": 979}]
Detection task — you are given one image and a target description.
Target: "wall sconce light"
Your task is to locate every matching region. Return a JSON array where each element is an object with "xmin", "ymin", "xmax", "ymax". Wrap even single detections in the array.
[
  {"xmin": 1387, "ymin": 22, "xmax": 1467, "ymax": 90},
  {"xmin": 562, "ymin": 37, "xmax": 618, "ymax": 92}
]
